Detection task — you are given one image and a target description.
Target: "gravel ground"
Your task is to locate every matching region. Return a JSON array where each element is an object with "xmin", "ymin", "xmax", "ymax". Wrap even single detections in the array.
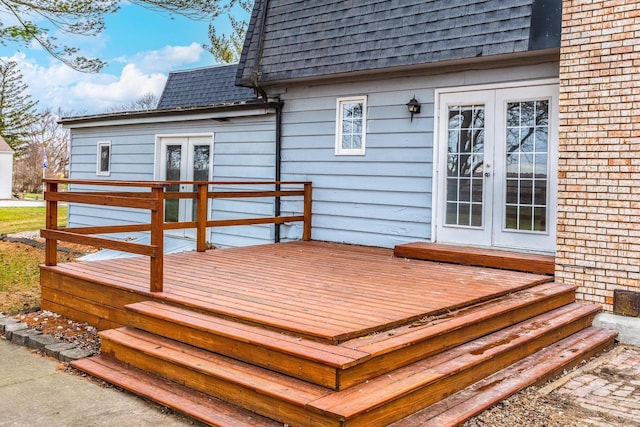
[
  {"xmin": 463, "ymin": 385, "xmax": 626, "ymax": 427},
  {"xmin": 13, "ymin": 310, "xmax": 101, "ymax": 355}
]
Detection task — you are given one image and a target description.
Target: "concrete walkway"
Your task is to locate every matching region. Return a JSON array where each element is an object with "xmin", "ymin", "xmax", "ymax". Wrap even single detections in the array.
[
  {"xmin": 0, "ymin": 199, "xmax": 46, "ymax": 208},
  {"xmin": 0, "ymin": 339, "xmax": 195, "ymax": 427}
]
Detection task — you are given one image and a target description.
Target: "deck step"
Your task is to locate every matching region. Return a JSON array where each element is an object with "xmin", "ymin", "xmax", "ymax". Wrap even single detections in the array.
[
  {"xmin": 307, "ymin": 303, "xmax": 600, "ymax": 426},
  {"xmin": 125, "ymin": 300, "xmax": 370, "ymax": 390},
  {"xmin": 390, "ymin": 326, "xmax": 618, "ymax": 427},
  {"xmin": 98, "ymin": 327, "xmax": 337, "ymax": 427},
  {"xmin": 86, "ymin": 302, "xmax": 600, "ymax": 427},
  {"xmin": 394, "ymin": 242, "xmax": 555, "ymax": 275},
  {"xmin": 70, "ymin": 356, "xmax": 281, "ymax": 427},
  {"xmin": 125, "ymin": 281, "xmax": 577, "ymax": 390}
]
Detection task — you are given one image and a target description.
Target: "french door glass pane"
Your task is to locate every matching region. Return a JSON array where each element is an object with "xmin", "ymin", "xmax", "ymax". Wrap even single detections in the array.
[
  {"xmin": 191, "ymin": 145, "xmax": 211, "ymax": 221},
  {"xmin": 164, "ymin": 145, "xmax": 181, "ymax": 223},
  {"xmin": 504, "ymin": 100, "xmax": 549, "ymax": 231},
  {"xmin": 445, "ymin": 105, "xmax": 485, "ymax": 227}
]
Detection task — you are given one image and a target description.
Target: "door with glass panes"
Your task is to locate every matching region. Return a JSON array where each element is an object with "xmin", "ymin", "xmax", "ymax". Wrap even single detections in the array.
[
  {"xmin": 158, "ymin": 135, "xmax": 213, "ymax": 238},
  {"xmin": 435, "ymin": 84, "xmax": 558, "ymax": 253}
]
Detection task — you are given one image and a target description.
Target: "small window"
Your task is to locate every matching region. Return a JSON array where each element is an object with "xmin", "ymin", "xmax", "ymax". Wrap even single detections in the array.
[
  {"xmin": 96, "ymin": 141, "xmax": 111, "ymax": 176},
  {"xmin": 335, "ymin": 96, "xmax": 367, "ymax": 155}
]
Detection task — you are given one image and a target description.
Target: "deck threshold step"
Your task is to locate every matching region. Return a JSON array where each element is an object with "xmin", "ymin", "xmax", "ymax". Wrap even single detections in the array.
[
  {"xmin": 390, "ymin": 326, "xmax": 618, "ymax": 427},
  {"xmin": 394, "ymin": 242, "xmax": 555, "ymax": 275},
  {"xmin": 71, "ymin": 355, "xmax": 281, "ymax": 427}
]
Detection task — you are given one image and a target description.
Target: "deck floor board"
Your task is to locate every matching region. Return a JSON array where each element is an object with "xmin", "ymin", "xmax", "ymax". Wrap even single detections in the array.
[{"xmin": 47, "ymin": 241, "xmax": 553, "ymax": 343}]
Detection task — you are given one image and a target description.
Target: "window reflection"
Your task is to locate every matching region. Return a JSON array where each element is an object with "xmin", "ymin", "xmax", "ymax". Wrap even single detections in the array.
[
  {"xmin": 165, "ymin": 145, "xmax": 182, "ymax": 223},
  {"xmin": 504, "ymin": 100, "xmax": 549, "ymax": 232},
  {"xmin": 445, "ymin": 105, "xmax": 485, "ymax": 227}
]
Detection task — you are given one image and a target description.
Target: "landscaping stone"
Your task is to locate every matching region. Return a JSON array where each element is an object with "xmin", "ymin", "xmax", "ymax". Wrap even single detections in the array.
[
  {"xmin": 44, "ymin": 342, "xmax": 77, "ymax": 359},
  {"xmin": 3, "ymin": 322, "xmax": 27, "ymax": 340},
  {"xmin": 0, "ymin": 317, "xmax": 20, "ymax": 334},
  {"xmin": 27, "ymin": 333, "xmax": 61, "ymax": 350},
  {"xmin": 10, "ymin": 328, "xmax": 42, "ymax": 346},
  {"xmin": 59, "ymin": 347, "xmax": 94, "ymax": 362}
]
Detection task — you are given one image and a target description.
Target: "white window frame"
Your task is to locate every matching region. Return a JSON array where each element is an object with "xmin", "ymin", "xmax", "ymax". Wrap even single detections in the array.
[
  {"xmin": 96, "ymin": 141, "xmax": 111, "ymax": 176},
  {"xmin": 335, "ymin": 96, "xmax": 367, "ymax": 155}
]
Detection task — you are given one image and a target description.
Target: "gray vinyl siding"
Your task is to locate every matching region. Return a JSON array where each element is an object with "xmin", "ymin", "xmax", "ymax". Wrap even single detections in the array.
[
  {"xmin": 67, "ymin": 114, "xmax": 277, "ymax": 248},
  {"xmin": 278, "ymin": 61, "xmax": 559, "ymax": 248}
]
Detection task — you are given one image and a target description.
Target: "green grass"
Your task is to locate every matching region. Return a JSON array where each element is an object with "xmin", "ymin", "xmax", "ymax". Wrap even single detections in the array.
[
  {"xmin": 0, "ymin": 241, "xmax": 42, "ymax": 313},
  {"xmin": 23, "ymin": 193, "xmax": 44, "ymax": 201},
  {"xmin": 0, "ymin": 242, "xmax": 41, "ymax": 292},
  {"xmin": 0, "ymin": 206, "xmax": 68, "ymax": 234}
]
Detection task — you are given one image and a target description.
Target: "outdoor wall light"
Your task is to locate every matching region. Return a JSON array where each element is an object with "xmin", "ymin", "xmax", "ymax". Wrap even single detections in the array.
[{"xmin": 406, "ymin": 96, "xmax": 421, "ymax": 121}]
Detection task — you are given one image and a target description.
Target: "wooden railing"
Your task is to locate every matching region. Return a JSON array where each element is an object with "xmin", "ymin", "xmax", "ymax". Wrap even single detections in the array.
[{"xmin": 41, "ymin": 179, "xmax": 312, "ymax": 293}]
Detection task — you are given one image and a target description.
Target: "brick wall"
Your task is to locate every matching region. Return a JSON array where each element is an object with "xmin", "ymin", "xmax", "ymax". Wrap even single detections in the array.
[{"xmin": 557, "ymin": 0, "xmax": 640, "ymax": 311}]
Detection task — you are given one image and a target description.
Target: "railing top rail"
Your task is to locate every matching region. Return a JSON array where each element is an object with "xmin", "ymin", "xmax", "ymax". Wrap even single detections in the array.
[{"xmin": 44, "ymin": 179, "xmax": 311, "ymax": 187}]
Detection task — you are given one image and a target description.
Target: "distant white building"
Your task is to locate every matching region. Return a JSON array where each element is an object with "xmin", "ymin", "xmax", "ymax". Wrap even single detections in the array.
[{"xmin": 0, "ymin": 136, "xmax": 13, "ymax": 199}]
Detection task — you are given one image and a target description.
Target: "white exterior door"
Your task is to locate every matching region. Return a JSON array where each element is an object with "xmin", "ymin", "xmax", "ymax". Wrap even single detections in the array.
[
  {"xmin": 435, "ymin": 83, "xmax": 558, "ymax": 253},
  {"xmin": 158, "ymin": 135, "xmax": 213, "ymax": 238}
]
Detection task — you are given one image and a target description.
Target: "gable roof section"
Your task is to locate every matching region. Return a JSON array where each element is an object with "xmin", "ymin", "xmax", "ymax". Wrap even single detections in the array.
[
  {"xmin": 237, "ymin": 0, "xmax": 561, "ymax": 86},
  {"xmin": 158, "ymin": 64, "xmax": 257, "ymax": 109}
]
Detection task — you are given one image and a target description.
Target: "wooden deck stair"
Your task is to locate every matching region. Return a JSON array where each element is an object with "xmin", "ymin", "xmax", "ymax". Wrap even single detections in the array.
[{"xmin": 72, "ymin": 281, "xmax": 617, "ymax": 426}]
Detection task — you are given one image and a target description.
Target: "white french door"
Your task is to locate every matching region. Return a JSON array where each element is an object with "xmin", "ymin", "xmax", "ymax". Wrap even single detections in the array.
[
  {"xmin": 158, "ymin": 135, "xmax": 213, "ymax": 238},
  {"xmin": 435, "ymin": 84, "xmax": 558, "ymax": 253}
]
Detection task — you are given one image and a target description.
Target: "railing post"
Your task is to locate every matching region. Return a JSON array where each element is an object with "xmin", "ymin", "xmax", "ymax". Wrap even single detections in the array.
[
  {"xmin": 149, "ymin": 185, "xmax": 164, "ymax": 292},
  {"xmin": 196, "ymin": 183, "xmax": 208, "ymax": 252},
  {"xmin": 303, "ymin": 182, "xmax": 312, "ymax": 241},
  {"xmin": 44, "ymin": 181, "xmax": 58, "ymax": 266}
]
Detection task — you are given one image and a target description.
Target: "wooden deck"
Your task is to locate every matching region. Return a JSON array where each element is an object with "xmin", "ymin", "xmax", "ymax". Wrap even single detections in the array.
[
  {"xmin": 42, "ymin": 241, "xmax": 617, "ymax": 426},
  {"xmin": 42, "ymin": 240, "xmax": 551, "ymax": 343}
]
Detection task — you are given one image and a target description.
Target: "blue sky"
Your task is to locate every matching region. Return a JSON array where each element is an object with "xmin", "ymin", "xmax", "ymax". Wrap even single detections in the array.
[{"xmin": 0, "ymin": 4, "xmax": 239, "ymax": 114}]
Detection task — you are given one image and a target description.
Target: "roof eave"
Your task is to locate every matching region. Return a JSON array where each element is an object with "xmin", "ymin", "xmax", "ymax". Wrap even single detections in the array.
[
  {"xmin": 247, "ymin": 48, "xmax": 560, "ymax": 88},
  {"xmin": 59, "ymin": 100, "xmax": 279, "ymax": 126}
]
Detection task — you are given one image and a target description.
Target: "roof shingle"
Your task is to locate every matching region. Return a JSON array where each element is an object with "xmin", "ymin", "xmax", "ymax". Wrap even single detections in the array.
[
  {"xmin": 237, "ymin": 0, "xmax": 561, "ymax": 86},
  {"xmin": 157, "ymin": 64, "xmax": 257, "ymax": 109}
]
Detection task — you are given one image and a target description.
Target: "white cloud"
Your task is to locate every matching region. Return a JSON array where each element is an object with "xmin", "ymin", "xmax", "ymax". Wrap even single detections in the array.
[
  {"xmin": 3, "ymin": 42, "xmax": 206, "ymax": 114},
  {"xmin": 116, "ymin": 42, "xmax": 205, "ymax": 74}
]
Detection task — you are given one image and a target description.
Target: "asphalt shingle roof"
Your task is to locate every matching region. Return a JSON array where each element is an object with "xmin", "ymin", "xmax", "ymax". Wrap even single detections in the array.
[
  {"xmin": 157, "ymin": 64, "xmax": 257, "ymax": 109},
  {"xmin": 237, "ymin": 0, "xmax": 561, "ymax": 86}
]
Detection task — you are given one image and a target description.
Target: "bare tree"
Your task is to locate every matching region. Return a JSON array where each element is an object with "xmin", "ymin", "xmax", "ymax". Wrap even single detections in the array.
[
  {"xmin": 447, "ymin": 101, "xmax": 548, "ymax": 177},
  {"xmin": 13, "ymin": 108, "xmax": 71, "ymax": 193},
  {"xmin": 105, "ymin": 93, "xmax": 159, "ymax": 113},
  {"xmin": 12, "ymin": 142, "xmax": 43, "ymax": 193}
]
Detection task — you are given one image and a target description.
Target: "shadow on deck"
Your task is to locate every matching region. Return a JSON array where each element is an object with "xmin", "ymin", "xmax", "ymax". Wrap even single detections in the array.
[{"xmin": 40, "ymin": 241, "xmax": 616, "ymax": 426}]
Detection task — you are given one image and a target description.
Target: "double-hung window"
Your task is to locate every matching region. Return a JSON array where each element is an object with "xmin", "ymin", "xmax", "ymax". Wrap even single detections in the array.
[{"xmin": 335, "ymin": 96, "xmax": 367, "ymax": 155}]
